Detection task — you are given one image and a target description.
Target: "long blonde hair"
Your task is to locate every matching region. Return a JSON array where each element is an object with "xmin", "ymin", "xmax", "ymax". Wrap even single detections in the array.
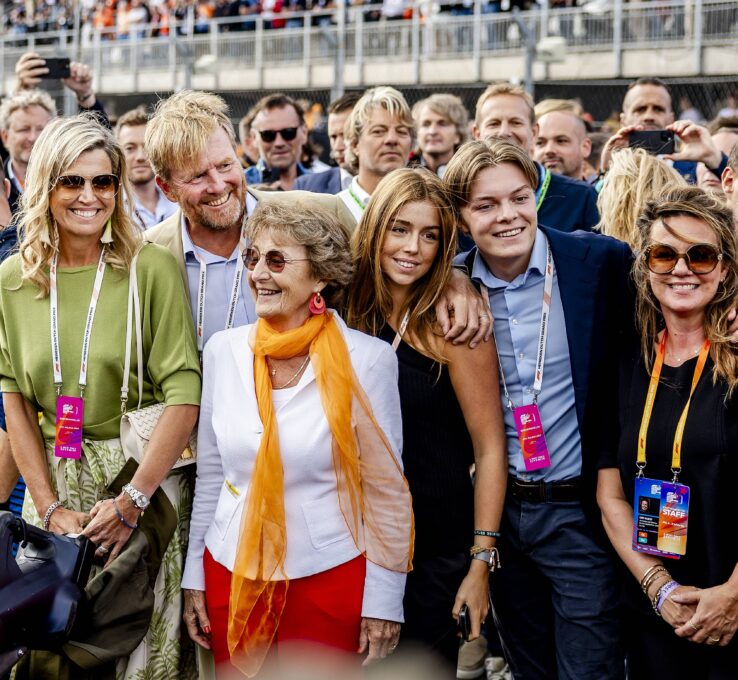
[
  {"xmin": 633, "ymin": 186, "xmax": 738, "ymax": 395},
  {"xmin": 346, "ymin": 167, "xmax": 457, "ymax": 364},
  {"xmin": 597, "ymin": 148, "xmax": 685, "ymax": 247},
  {"xmin": 17, "ymin": 115, "xmax": 140, "ymax": 297}
]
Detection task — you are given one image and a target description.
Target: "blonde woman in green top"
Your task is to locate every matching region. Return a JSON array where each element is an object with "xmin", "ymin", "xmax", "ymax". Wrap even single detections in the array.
[{"xmin": 0, "ymin": 116, "xmax": 201, "ymax": 679}]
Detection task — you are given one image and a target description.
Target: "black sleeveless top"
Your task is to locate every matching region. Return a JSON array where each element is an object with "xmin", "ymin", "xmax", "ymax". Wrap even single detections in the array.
[{"xmin": 379, "ymin": 324, "xmax": 474, "ymax": 557}]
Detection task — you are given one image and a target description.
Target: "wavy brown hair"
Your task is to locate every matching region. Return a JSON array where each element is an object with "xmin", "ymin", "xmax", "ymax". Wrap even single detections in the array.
[
  {"xmin": 346, "ymin": 167, "xmax": 457, "ymax": 364},
  {"xmin": 633, "ymin": 186, "xmax": 738, "ymax": 395},
  {"xmin": 17, "ymin": 115, "xmax": 140, "ymax": 297}
]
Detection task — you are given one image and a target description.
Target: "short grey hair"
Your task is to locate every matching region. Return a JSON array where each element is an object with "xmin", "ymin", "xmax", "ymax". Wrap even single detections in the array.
[{"xmin": 0, "ymin": 89, "xmax": 56, "ymax": 131}]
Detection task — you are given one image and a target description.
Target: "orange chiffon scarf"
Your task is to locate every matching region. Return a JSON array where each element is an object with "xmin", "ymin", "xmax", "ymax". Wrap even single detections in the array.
[{"xmin": 227, "ymin": 312, "xmax": 414, "ymax": 677}]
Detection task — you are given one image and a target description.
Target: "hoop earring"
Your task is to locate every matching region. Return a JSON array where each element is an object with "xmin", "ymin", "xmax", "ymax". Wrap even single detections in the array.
[
  {"xmin": 100, "ymin": 218, "xmax": 113, "ymax": 244},
  {"xmin": 309, "ymin": 291, "xmax": 326, "ymax": 315}
]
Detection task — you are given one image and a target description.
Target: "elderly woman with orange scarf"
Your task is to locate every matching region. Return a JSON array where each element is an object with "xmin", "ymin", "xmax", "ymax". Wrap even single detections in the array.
[{"xmin": 181, "ymin": 201, "xmax": 413, "ymax": 677}]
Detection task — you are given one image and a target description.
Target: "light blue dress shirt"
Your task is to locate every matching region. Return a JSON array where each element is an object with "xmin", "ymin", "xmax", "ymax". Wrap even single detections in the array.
[
  {"xmin": 131, "ymin": 187, "xmax": 179, "ymax": 230},
  {"xmin": 181, "ymin": 193, "xmax": 257, "ymax": 348},
  {"xmin": 471, "ymin": 229, "xmax": 582, "ymax": 482}
]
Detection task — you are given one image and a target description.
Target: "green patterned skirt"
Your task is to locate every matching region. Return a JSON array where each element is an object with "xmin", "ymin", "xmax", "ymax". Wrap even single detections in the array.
[{"xmin": 16, "ymin": 438, "xmax": 198, "ymax": 680}]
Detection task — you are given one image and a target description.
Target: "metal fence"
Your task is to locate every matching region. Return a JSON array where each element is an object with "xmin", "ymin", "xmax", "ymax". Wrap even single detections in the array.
[{"xmin": 1, "ymin": 0, "xmax": 737, "ymax": 95}]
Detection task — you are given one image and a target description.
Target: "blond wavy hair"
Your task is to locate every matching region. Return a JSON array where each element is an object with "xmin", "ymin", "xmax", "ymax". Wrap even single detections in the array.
[
  {"xmin": 597, "ymin": 148, "xmax": 686, "ymax": 247},
  {"xmin": 18, "ymin": 115, "xmax": 140, "ymax": 297},
  {"xmin": 633, "ymin": 186, "xmax": 738, "ymax": 395}
]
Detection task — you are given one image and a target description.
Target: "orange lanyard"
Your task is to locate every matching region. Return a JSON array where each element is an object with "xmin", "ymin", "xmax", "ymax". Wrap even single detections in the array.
[{"xmin": 637, "ymin": 331, "xmax": 710, "ymax": 481}]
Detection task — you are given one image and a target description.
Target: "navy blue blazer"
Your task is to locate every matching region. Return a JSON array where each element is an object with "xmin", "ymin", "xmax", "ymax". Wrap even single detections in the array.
[
  {"xmin": 460, "ymin": 225, "xmax": 634, "ymax": 524},
  {"xmin": 538, "ymin": 171, "xmax": 600, "ymax": 233},
  {"xmin": 293, "ymin": 167, "xmax": 343, "ymax": 195}
]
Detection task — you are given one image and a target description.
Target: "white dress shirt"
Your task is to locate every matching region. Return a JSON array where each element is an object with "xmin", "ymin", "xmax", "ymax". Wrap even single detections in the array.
[
  {"xmin": 338, "ymin": 176, "xmax": 371, "ymax": 222},
  {"xmin": 182, "ymin": 314, "xmax": 408, "ymax": 623}
]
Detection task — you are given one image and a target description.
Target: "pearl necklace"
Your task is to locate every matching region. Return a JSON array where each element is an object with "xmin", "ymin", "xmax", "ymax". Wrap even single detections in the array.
[{"xmin": 267, "ymin": 355, "xmax": 310, "ymax": 389}]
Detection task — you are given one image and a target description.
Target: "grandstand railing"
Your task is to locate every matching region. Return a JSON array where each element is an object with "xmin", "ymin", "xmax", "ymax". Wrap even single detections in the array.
[{"xmin": 0, "ymin": 0, "xmax": 736, "ymax": 93}]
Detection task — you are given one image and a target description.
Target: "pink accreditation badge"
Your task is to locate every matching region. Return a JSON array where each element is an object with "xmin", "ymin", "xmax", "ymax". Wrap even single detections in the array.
[
  {"xmin": 513, "ymin": 403, "xmax": 551, "ymax": 471},
  {"xmin": 55, "ymin": 395, "xmax": 83, "ymax": 459}
]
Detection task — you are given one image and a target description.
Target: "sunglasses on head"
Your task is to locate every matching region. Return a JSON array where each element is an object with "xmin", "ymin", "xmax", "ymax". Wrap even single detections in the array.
[
  {"xmin": 257, "ymin": 127, "xmax": 299, "ymax": 143},
  {"xmin": 54, "ymin": 174, "xmax": 119, "ymax": 198},
  {"xmin": 644, "ymin": 242, "xmax": 723, "ymax": 275},
  {"xmin": 243, "ymin": 246, "xmax": 309, "ymax": 273}
]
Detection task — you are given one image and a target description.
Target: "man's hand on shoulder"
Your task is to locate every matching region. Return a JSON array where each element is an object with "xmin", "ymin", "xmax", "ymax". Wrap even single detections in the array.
[{"xmin": 435, "ymin": 268, "xmax": 493, "ymax": 349}]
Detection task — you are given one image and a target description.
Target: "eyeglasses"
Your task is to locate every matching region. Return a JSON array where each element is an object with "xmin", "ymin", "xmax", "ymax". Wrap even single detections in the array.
[
  {"xmin": 257, "ymin": 127, "xmax": 299, "ymax": 143},
  {"xmin": 644, "ymin": 242, "xmax": 723, "ymax": 275},
  {"xmin": 243, "ymin": 246, "xmax": 309, "ymax": 273},
  {"xmin": 54, "ymin": 174, "xmax": 120, "ymax": 198}
]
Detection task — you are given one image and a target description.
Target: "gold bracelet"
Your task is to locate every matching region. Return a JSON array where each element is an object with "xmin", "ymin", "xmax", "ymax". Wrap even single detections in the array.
[
  {"xmin": 640, "ymin": 565, "xmax": 667, "ymax": 594},
  {"xmin": 469, "ymin": 544, "xmax": 488, "ymax": 556}
]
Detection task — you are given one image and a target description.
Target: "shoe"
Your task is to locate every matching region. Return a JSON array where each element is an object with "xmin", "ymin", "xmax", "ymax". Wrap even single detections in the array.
[
  {"xmin": 485, "ymin": 656, "xmax": 512, "ymax": 680},
  {"xmin": 457, "ymin": 635, "xmax": 488, "ymax": 679}
]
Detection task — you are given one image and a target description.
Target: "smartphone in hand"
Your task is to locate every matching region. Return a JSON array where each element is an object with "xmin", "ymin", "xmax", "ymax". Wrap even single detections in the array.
[
  {"xmin": 457, "ymin": 604, "xmax": 471, "ymax": 642},
  {"xmin": 41, "ymin": 58, "xmax": 71, "ymax": 79},
  {"xmin": 629, "ymin": 129, "xmax": 675, "ymax": 155}
]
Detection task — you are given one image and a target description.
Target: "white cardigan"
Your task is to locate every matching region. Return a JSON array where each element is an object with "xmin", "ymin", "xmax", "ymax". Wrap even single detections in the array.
[{"xmin": 182, "ymin": 314, "xmax": 407, "ymax": 622}]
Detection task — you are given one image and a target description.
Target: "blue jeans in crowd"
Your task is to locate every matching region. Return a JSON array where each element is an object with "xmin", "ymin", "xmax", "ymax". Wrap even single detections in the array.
[{"xmin": 490, "ymin": 496, "xmax": 624, "ymax": 680}]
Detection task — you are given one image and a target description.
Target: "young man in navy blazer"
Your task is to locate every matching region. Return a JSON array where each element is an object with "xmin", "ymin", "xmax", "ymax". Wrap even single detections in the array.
[{"xmin": 446, "ymin": 139, "xmax": 632, "ymax": 680}]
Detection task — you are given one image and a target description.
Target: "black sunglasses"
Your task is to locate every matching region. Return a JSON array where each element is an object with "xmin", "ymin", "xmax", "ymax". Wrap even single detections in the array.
[
  {"xmin": 257, "ymin": 127, "xmax": 299, "ymax": 143},
  {"xmin": 243, "ymin": 246, "xmax": 309, "ymax": 273},
  {"xmin": 54, "ymin": 174, "xmax": 119, "ymax": 198},
  {"xmin": 644, "ymin": 242, "xmax": 723, "ymax": 275}
]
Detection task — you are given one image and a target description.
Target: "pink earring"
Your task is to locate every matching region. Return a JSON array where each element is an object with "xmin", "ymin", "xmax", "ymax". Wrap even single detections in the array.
[{"xmin": 309, "ymin": 291, "xmax": 326, "ymax": 315}]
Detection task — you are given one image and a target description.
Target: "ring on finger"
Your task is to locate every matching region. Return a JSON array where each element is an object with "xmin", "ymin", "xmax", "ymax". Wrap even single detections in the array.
[
  {"xmin": 98, "ymin": 545, "xmax": 109, "ymax": 555},
  {"xmin": 688, "ymin": 622, "xmax": 701, "ymax": 632},
  {"xmin": 709, "ymin": 636, "xmax": 721, "ymax": 644}
]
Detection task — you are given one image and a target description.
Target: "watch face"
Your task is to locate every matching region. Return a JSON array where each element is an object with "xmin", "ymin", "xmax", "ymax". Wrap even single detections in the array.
[{"xmin": 138, "ymin": 494, "xmax": 149, "ymax": 508}]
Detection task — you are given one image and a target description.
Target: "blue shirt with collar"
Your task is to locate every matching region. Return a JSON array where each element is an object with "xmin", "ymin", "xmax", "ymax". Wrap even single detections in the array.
[
  {"xmin": 131, "ymin": 187, "xmax": 179, "ymax": 230},
  {"xmin": 471, "ymin": 229, "xmax": 582, "ymax": 482},
  {"xmin": 181, "ymin": 193, "xmax": 257, "ymax": 347},
  {"xmin": 245, "ymin": 158, "xmax": 312, "ymax": 186}
]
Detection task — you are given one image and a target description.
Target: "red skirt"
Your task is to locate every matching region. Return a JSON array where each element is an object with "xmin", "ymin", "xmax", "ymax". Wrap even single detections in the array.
[{"xmin": 204, "ymin": 549, "xmax": 366, "ymax": 671}]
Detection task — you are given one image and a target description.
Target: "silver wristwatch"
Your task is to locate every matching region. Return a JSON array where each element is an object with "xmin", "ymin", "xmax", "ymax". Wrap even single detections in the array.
[{"xmin": 122, "ymin": 483, "xmax": 150, "ymax": 511}]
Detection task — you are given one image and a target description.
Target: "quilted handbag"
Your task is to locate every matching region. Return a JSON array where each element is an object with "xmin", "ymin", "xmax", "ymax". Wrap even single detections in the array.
[{"xmin": 119, "ymin": 251, "xmax": 196, "ymax": 469}]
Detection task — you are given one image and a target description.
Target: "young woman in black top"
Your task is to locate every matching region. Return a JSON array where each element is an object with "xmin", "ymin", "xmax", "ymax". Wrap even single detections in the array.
[{"xmin": 346, "ymin": 167, "xmax": 507, "ymax": 673}]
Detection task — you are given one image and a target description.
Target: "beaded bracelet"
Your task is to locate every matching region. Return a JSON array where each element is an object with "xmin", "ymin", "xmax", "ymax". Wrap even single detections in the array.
[
  {"xmin": 474, "ymin": 530, "xmax": 501, "ymax": 538},
  {"xmin": 113, "ymin": 498, "xmax": 139, "ymax": 530},
  {"xmin": 42, "ymin": 500, "xmax": 62, "ymax": 531}
]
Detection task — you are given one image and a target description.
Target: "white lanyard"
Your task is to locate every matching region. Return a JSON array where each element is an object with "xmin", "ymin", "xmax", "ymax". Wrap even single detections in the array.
[
  {"xmin": 391, "ymin": 310, "xmax": 410, "ymax": 351},
  {"xmin": 481, "ymin": 244, "xmax": 554, "ymax": 409},
  {"xmin": 193, "ymin": 225, "xmax": 247, "ymax": 352},
  {"xmin": 50, "ymin": 247, "xmax": 107, "ymax": 396}
]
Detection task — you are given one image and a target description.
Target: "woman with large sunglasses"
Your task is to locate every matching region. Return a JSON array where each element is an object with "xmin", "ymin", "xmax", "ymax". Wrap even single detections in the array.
[
  {"xmin": 597, "ymin": 186, "xmax": 738, "ymax": 678},
  {"xmin": 181, "ymin": 201, "xmax": 412, "ymax": 677},
  {"xmin": 346, "ymin": 168, "xmax": 507, "ymax": 675},
  {"xmin": 0, "ymin": 116, "xmax": 201, "ymax": 678}
]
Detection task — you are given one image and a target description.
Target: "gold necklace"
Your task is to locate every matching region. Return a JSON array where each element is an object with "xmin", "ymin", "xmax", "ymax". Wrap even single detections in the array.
[
  {"xmin": 665, "ymin": 343, "xmax": 703, "ymax": 364},
  {"xmin": 267, "ymin": 355, "xmax": 310, "ymax": 389}
]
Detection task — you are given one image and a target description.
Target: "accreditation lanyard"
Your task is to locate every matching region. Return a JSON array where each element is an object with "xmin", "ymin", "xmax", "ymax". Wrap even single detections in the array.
[
  {"xmin": 481, "ymin": 243, "xmax": 554, "ymax": 410},
  {"xmin": 193, "ymin": 224, "xmax": 248, "ymax": 352},
  {"xmin": 347, "ymin": 185, "xmax": 367, "ymax": 214},
  {"xmin": 535, "ymin": 167, "xmax": 551, "ymax": 211},
  {"xmin": 636, "ymin": 330, "xmax": 710, "ymax": 480},
  {"xmin": 391, "ymin": 310, "xmax": 410, "ymax": 351},
  {"xmin": 50, "ymin": 247, "xmax": 107, "ymax": 397}
]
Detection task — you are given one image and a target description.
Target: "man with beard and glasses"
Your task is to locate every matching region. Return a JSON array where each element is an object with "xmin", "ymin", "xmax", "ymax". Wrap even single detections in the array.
[
  {"xmin": 143, "ymin": 90, "xmax": 355, "ymax": 349},
  {"xmin": 115, "ymin": 107, "xmax": 178, "ymax": 229}
]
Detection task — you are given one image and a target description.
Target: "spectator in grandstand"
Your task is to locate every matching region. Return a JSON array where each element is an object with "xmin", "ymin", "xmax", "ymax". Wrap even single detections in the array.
[
  {"xmin": 143, "ymin": 90, "xmax": 354, "ymax": 349},
  {"xmin": 245, "ymin": 93, "xmax": 313, "ymax": 191},
  {"xmin": 533, "ymin": 99, "xmax": 592, "ymax": 182},
  {"xmin": 347, "ymin": 167, "xmax": 506, "ymax": 676},
  {"xmin": 597, "ymin": 186, "xmax": 738, "ymax": 679},
  {"xmin": 445, "ymin": 138, "xmax": 627, "ymax": 680},
  {"xmin": 596, "ymin": 147, "xmax": 685, "ymax": 247},
  {"xmin": 237, "ymin": 108, "xmax": 260, "ymax": 167},
  {"xmin": 721, "ymin": 143, "xmax": 738, "ymax": 221},
  {"xmin": 115, "ymin": 107, "xmax": 178, "ymax": 229},
  {"xmin": 717, "ymin": 93, "xmax": 738, "ymax": 119},
  {"xmin": 677, "ymin": 96, "xmax": 704, "ymax": 124},
  {"xmin": 601, "ymin": 77, "xmax": 727, "ymax": 185},
  {"xmin": 338, "ymin": 86, "xmax": 414, "ymax": 221},
  {"xmin": 294, "ymin": 92, "xmax": 361, "ymax": 194},
  {"xmin": 472, "ymin": 83, "xmax": 599, "ymax": 233},
  {"xmin": 411, "ymin": 93, "xmax": 468, "ymax": 178}
]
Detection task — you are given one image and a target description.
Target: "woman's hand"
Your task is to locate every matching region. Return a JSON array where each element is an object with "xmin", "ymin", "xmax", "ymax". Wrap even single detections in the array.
[
  {"xmin": 48, "ymin": 506, "xmax": 90, "ymax": 535},
  {"xmin": 673, "ymin": 584, "xmax": 738, "ymax": 646},
  {"xmin": 358, "ymin": 617, "xmax": 400, "ymax": 666},
  {"xmin": 659, "ymin": 584, "xmax": 699, "ymax": 629},
  {"xmin": 183, "ymin": 589, "xmax": 212, "ymax": 649},
  {"xmin": 82, "ymin": 497, "xmax": 138, "ymax": 567},
  {"xmin": 453, "ymin": 562, "xmax": 490, "ymax": 641}
]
